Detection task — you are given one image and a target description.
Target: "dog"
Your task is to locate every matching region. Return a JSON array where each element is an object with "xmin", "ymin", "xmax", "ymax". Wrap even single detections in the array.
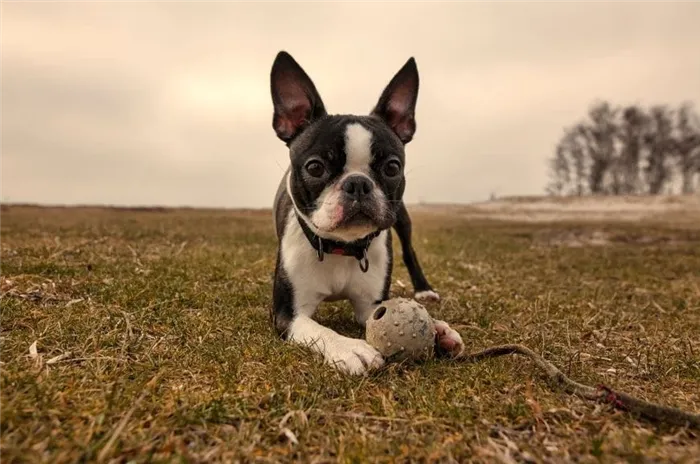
[{"xmin": 269, "ymin": 51, "xmax": 464, "ymax": 375}]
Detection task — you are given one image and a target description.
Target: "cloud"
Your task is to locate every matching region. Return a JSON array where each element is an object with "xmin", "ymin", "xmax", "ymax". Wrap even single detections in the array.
[{"xmin": 2, "ymin": 2, "xmax": 700, "ymax": 207}]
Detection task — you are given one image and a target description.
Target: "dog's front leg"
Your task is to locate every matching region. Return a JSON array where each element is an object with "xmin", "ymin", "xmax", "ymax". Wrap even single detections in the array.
[
  {"xmin": 392, "ymin": 201, "xmax": 440, "ymax": 302},
  {"xmin": 272, "ymin": 267, "xmax": 384, "ymax": 376},
  {"xmin": 287, "ymin": 314, "xmax": 384, "ymax": 375}
]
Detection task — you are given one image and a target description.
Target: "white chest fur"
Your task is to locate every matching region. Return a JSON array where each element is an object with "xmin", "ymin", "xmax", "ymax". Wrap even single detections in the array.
[{"xmin": 280, "ymin": 210, "xmax": 389, "ymax": 317}]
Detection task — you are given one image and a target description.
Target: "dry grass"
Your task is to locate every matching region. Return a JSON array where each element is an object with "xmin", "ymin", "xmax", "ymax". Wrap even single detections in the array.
[{"xmin": 1, "ymin": 203, "xmax": 699, "ymax": 463}]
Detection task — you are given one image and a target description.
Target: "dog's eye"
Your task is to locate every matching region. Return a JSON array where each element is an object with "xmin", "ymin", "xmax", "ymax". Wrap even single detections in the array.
[
  {"xmin": 383, "ymin": 160, "xmax": 402, "ymax": 178},
  {"xmin": 305, "ymin": 161, "xmax": 325, "ymax": 178}
]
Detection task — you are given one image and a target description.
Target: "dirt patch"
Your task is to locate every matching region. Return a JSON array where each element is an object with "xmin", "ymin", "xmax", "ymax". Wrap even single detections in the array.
[
  {"xmin": 535, "ymin": 230, "xmax": 613, "ymax": 248},
  {"xmin": 409, "ymin": 194, "xmax": 700, "ymax": 226},
  {"xmin": 530, "ymin": 229, "xmax": 698, "ymax": 248}
]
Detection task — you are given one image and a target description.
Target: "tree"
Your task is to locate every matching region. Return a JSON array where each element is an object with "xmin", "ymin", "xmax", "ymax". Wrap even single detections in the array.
[
  {"xmin": 576, "ymin": 102, "xmax": 618, "ymax": 194},
  {"xmin": 568, "ymin": 127, "xmax": 588, "ymax": 196},
  {"xmin": 644, "ymin": 105, "xmax": 675, "ymax": 195},
  {"xmin": 547, "ymin": 126, "xmax": 589, "ymax": 196},
  {"xmin": 674, "ymin": 102, "xmax": 700, "ymax": 194},
  {"xmin": 546, "ymin": 136, "xmax": 570, "ymax": 196},
  {"xmin": 617, "ymin": 105, "xmax": 648, "ymax": 194}
]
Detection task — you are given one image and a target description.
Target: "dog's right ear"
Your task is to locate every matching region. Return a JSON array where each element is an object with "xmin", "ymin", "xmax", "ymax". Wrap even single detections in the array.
[{"xmin": 270, "ymin": 51, "xmax": 327, "ymax": 144}]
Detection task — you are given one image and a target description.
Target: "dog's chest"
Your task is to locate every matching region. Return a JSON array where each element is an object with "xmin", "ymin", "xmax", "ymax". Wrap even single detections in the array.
[{"xmin": 280, "ymin": 212, "xmax": 389, "ymax": 304}]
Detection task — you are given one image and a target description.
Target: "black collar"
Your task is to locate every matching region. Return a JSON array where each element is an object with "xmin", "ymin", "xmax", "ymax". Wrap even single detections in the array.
[{"xmin": 296, "ymin": 213, "xmax": 380, "ymax": 273}]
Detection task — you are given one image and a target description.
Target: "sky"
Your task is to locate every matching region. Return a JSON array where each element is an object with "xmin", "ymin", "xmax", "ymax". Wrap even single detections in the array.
[{"xmin": 2, "ymin": 2, "xmax": 700, "ymax": 208}]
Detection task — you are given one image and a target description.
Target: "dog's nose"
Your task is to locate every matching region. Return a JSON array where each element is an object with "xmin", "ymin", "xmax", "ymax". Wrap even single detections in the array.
[{"xmin": 341, "ymin": 175, "xmax": 373, "ymax": 201}]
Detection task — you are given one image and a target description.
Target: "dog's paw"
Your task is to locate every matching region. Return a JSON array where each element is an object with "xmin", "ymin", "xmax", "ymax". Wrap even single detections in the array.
[
  {"xmin": 415, "ymin": 290, "xmax": 440, "ymax": 303},
  {"xmin": 324, "ymin": 338, "xmax": 384, "ymax": 376},
  {"xmin": 433, "ymin": 319, "xmax": 464, "ymax": 357}
]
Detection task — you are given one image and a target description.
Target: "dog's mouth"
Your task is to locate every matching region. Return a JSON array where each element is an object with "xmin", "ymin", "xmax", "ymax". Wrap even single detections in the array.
[
  {"xmin": 308, "ymin": 193, "xmax": 395, "ymax": 242},
  {"xmin": 343, "ymin": 208, "xmax": 373, "ymax": 225},
  {"xmin": 334, "ymin": 200, "xmax": 394, "ymax": 234},
  {"xmin": 312, "ymin": 202, "xmax": 384, "ymax": 237},
  {"xmin": 340, "ymin": 201, "xmax": 380, "ymax": 226}
]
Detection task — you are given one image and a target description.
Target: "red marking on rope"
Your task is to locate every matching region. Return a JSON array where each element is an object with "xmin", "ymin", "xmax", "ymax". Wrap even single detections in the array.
[{"xmin": 597, "ymin": 384, "xmax": 626, "ymax": 410}]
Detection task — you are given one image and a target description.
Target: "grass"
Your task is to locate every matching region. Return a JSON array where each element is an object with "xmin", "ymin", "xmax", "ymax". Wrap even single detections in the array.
[{"xmin": 1, "ymin": 204, "xmax": 699, "ymax": 462}]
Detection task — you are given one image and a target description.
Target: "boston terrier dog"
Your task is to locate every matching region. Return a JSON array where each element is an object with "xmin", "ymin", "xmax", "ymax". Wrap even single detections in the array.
[{"xmin": 269, "ymin": 51, "xmax": 464, "ymax": 375}]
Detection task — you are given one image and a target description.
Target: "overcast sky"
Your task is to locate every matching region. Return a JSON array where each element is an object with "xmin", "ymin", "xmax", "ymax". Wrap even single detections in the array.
[{"xmin": 3, "ymin": 2, "xmax": 700, "ymax": 208}]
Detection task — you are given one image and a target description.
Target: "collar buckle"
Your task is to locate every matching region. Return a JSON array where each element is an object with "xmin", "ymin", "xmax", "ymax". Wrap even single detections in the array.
[{"xmin": 297, "ymin": 213, "xmax": 377, "ymax": 272}]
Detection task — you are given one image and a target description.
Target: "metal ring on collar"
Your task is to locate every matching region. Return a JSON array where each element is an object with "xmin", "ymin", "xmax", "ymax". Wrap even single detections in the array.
[{"xmin": 359, "ymin": 250, "xmax": 369, "ymax": 273}]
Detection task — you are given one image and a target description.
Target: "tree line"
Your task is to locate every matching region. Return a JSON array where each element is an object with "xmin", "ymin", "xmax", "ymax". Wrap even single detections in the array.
[{"xmin": 546, "ymin": 101, "xmax": 700, "ymax": 196}]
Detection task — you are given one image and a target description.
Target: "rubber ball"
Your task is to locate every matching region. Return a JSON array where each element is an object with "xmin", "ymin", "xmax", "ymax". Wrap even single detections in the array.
[{"xmin": 365, "ymin": 298, "xmax": 436, "ymax": 361}]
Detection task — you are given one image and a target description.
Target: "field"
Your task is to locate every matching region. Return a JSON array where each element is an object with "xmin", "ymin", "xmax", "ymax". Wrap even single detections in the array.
[{"xmin": 2, "ymin": 197, "xmax": 700, "ymax": 463}]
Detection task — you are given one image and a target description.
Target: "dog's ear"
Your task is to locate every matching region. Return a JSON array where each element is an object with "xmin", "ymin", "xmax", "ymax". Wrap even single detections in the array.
[
  {"xmin": 371, "ymin": 57, "xmax": 419, "ymax": 144},
  {"xmin": 270, "ymin": 51, "xmax": 327, "ymax": 144}
]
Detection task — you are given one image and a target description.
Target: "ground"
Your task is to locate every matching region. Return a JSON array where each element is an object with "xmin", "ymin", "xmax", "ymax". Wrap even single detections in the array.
[{"xmin": 1, "ymin": 196, "xmax": 699, "ymax": 463}]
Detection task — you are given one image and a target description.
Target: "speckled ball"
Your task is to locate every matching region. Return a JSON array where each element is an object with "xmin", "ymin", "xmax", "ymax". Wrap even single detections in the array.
[{"xmin": 365, "ymin": 298, "xmax": 436, "ymax": 361}]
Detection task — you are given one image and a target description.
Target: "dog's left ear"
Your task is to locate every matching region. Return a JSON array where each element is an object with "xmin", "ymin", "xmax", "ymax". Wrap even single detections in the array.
[{"xmin": 371, "ymin": 57, "xmax": 419, "ymax": 144}]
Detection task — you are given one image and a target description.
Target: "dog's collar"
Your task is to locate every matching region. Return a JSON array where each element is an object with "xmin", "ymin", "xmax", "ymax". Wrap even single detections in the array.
[{"xmin": 296, "ymin": 214, "xmax": 380, "ymax": 273}]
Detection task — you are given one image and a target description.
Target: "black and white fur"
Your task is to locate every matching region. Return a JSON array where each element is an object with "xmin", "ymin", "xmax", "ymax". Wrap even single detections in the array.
[{"xmin": 269, "ymin": 51, "xmax": 463, "ymax": 375}]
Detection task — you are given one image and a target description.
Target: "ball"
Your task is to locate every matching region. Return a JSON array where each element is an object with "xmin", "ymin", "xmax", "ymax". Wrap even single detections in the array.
[{"xmin": 365, "ymin": 298, "xmax": 436, "ymax": 361}]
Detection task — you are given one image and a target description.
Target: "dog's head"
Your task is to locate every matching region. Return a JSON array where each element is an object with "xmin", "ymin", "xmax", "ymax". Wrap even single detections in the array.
[{"xmin": 270, "ymin": 51, "xmax": 419, "ymax": 243}]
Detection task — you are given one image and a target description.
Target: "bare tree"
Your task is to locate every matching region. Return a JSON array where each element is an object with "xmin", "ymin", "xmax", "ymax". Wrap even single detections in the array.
[
  {"xmin": 644, "ymin": 105, "xmax": 675, "ymax": 195},
  {"xmin": 674, "ymin": 102, "xmax": 700, "ymax": 194},
  {"xmin": 617, "ymin": 105, "xmax": 648, "ymax": 194},
  {"xmin": 566, "ymin": 127, "xmax": 588, "ymax": 195},
  {"xmin": 577, "ymin": 102, "xmax": 618, "ymax": 194},
  {"xmin": 546, "ymin": 136, "xmax": 570, "ymax": 196}
]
